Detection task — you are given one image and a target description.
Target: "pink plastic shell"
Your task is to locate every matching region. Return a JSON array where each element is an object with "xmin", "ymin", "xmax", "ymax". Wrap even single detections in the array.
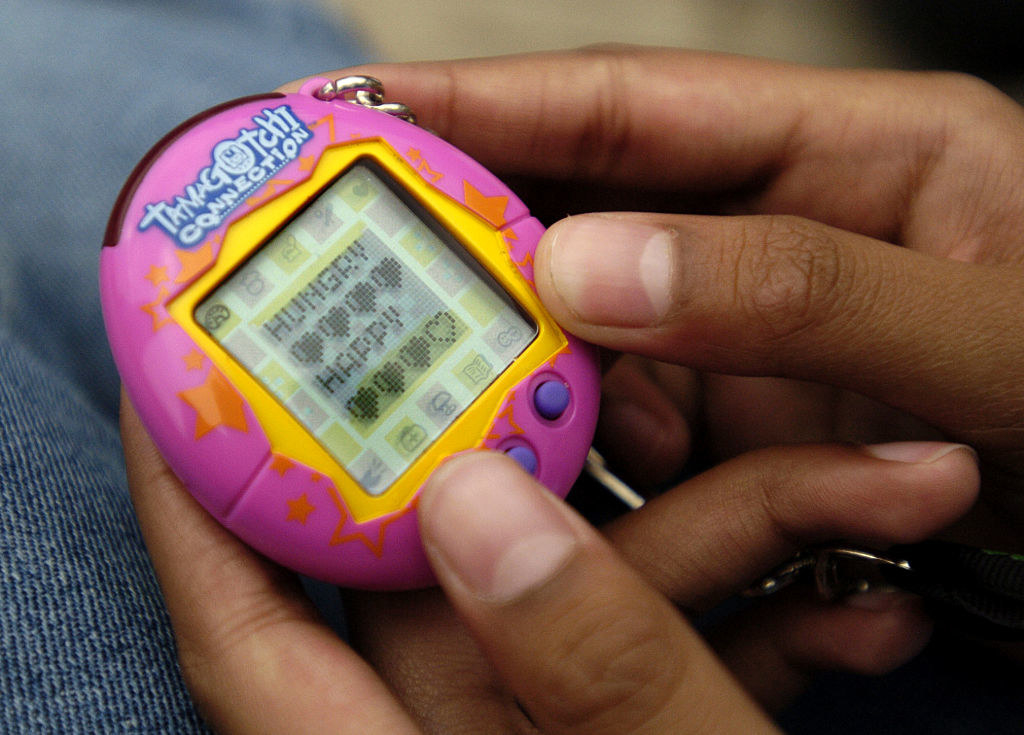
[{"xmin": 101, "ymin": 82, "xmax": 599, "ymax": 589}]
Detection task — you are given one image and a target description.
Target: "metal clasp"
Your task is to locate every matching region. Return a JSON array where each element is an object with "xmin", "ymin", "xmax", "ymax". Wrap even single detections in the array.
[
  {"xmin": 746, "ymin": 547, "xmax": 914, "ymax": 601},
  {"xmin": 312, "ymin": 75, "xmax": 418, "ymax": 125}
]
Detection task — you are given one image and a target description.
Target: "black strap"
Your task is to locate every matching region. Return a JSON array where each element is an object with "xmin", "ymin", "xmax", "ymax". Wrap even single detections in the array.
[{"xmin": 889, "ymin": 541, "xmax": 1024, "ymax": 640}]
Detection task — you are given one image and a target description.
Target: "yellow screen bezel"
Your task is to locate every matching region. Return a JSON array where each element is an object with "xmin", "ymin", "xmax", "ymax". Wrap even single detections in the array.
[{"xmin": 168, "ymin": 139, "xmax": 565, "ymax": 523}]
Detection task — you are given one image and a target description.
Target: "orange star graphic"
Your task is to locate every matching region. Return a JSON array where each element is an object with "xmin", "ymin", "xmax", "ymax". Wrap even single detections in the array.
[
  {"xmin": 177, "ymin": 368, "xmax": 248, "ymax": 439},
  {"xmin": 486, "ymin": 392, "xmax": 524, "ymax": 440},
  {"xmin": 270, "ymin": 455, "xmax": 295, "ymax": 476},
  {"xmin": 286, "ymin": 493, "xmax": 316, "ymax": 524},
  {"xmin": 329, "ymin": 502, "xmax": 416, "ymax": 557},
  {"xmin": 514, "ymin": 251, "xmax": 534, "ymax": 268},
  {"xmin": 407, "ymin": 148, "xmax": 443, "ymax": 183},
  {"xmin": 183, "ymin": 349, "xmax": 205, "ymax": 371},
  {"xmin": 463, "ymin": 181, "xmax": 508, "ymax": 228},
  {"xmin": 499, "ymin": 395, "xmax": 524, "ymax": 433},
  {"xmin": 174, "ymin": 242, "xmax": 215, "ymax": 284},
  {"xmin": 309, "ymin": 115, "xmax": 336, "ymax": 142},
  {"xmin": 299, "ymin": 155, "xmax": 316, "ymax": 171},
  {"xmin": 418, "ymin": 160, "xmax": 443, "ymax": 183},
  {"xmin": 544, "ymin": 343, "xmax": 573, "ymax": 370},
  {"xmin": 141, "ymin": 288, "xmax": 172, "ymax": 332},
  {"xmin": 145, "ymin": 265, "xmax": 170, "ymax": 286}
]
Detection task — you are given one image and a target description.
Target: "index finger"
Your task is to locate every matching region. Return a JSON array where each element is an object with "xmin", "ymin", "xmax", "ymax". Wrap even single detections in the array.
[
  {"xmin": 280, "ymin": 48, "xmax": 997, "ymax": 238},
  {"xmin": 283, "ymin": 48, "xmax": 802, "ymax": 186}
]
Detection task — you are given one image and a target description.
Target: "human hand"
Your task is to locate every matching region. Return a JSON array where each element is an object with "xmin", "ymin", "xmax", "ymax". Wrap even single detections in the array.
[
  {"xmin": 293, "ymin": 50, "xmax": 1024, "ymax": 541},
  {"xmin": 124, "ymin": 386, "xmax": 977, "ymax": 732},
  {"xmin": 526, "ymin": 51, "xmax": 1024, "ymax": 537}
]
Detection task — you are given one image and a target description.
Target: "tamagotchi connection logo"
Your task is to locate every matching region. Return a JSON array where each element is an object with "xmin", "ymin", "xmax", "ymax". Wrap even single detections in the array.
[{"xmin": 138, "ymin": 105, "xmax": 312, "ymax": 248}]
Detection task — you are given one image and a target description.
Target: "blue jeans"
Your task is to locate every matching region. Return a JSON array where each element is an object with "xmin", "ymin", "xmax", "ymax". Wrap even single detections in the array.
[{"xmin": 0, "ymin": 1, "xmax": 367, "ymax": 731}]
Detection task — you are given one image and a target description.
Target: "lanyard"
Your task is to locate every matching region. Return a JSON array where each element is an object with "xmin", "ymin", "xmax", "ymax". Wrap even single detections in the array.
[
  {"xmin": 747, "ymin": 542, "xmax": 1024, "ymax": 640},
  {"xmin": 584, "ymin": 449, "xmax": 1024, "ymax": 640}
]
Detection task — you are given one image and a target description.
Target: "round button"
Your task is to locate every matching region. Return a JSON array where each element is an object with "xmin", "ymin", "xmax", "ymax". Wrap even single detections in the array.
[
  {"xmin": 533, "ymin": 380, "xmax": 570, "ymax": 420},
  {"xmin": 505, "ymin": 445, "xmax": 539, "ymax": 475}
]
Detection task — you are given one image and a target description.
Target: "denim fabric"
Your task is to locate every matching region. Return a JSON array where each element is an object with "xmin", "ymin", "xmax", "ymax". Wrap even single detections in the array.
[
  {"xmin": 0, "ymin": 0, "xmax": 368, "ymax": 423},
  {"xmin": 0, "ymin": 327, "xmax": 208, "ymax": 732},
  {"xmin": 0, "ymin": 1, "xmax": 368, "ymax": 731}
]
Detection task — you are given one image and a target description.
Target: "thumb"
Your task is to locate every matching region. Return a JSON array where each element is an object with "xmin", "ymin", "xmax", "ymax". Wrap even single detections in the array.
[
  {"xmin": 418, "ymin": 451, "xmax": 777, "ymax": 735},
  {"xmin": 534, "ymin": 212, "xmax": 1024, "ymax": 451}
]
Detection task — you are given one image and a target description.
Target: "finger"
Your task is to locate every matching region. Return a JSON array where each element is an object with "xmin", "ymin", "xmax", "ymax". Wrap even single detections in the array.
[
  {"xmin": 595, "ymin": 355, "xmax": 695, "ymax": 489},
  {"xmin": 709, "ymin": 590, "xmax": 934, "ymax": 713},
  {"xmin": 278, "ymin": 49, "xmax": 1024, "ymax": 245},
  {"xmin": 603, "ymin": 442, "xmax": 979, "ymax": 610},
  {"xmin": 120, "ymin": 395, "xmax": 419, "ymax": 735},
  {"xmin": 698, "ymin": 374, "xmax": 943, "ymax": 460},
  {"xmin": 278, "ymin": 48, "xmax": 804, "ymax": 189},
  {"xmin": 534, "ymin": 212, "xmax": 1024, "ymax": 456},
  {"xmin": 418, "ymin": 452, "xmax": 778, "ymax": 735},
  {"xmin": 603, "ymin": 441, "xmax": 976, "ymax": 712},
  {"xmin": 343, "ymin": 588, "xmax": 534, "ymax": 733}
]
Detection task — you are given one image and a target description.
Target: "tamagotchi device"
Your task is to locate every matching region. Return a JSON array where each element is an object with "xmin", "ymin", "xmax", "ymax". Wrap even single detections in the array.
[{"xmin": 101, "ymin": 77, "xmax": 599, "ymax": 589}]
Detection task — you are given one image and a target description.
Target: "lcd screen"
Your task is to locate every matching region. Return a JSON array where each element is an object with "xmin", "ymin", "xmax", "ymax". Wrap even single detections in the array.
[{"xmin": 196, "ymin": 161, "xmax": 536, "ymax": 495}]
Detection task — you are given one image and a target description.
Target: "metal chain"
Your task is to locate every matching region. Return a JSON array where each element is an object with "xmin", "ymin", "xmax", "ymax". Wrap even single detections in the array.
[{"xmin": 313, "ymin": 75, "xmax": 417, "ymax": 125}]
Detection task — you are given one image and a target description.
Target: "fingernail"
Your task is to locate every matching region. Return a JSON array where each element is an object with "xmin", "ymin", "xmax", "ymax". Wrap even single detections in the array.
[
  {"xmin": 419, "ymin": 453, "xmax": 578, "ymax": 603},
  {"xmin": 863, "ymin": 441, "xmax": 974, "ymax": 464},
  {"xmin": 546, "ymin": 215, "xmax": 675, "ymax": 327}
]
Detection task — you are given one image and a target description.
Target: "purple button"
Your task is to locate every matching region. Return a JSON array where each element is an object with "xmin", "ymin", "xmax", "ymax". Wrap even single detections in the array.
[
  {"xmin": 505, "ymin": 445, "xmax": 538, "ymax": 475},
  {"xmin": 533, "ymin": 380, "xmax": 570, "ymax": 420}
]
